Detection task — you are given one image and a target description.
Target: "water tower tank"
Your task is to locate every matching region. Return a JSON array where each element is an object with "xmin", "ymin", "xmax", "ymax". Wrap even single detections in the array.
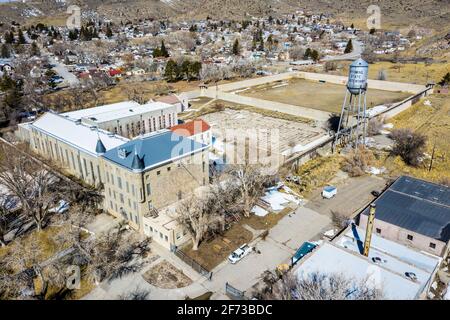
[{"xmin": 347, "ymin": 58, "xmax": 369, "ymax": 95}]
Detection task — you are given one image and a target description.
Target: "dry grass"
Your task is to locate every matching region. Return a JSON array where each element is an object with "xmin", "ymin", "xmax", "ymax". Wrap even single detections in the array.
[
  {"xmin": 338, "ymin": 61, "xmax": 450, "ymax": 85},
  {"xmin": 143, "ymin": 260, "xmax": 192, "ymax": 289},
  {"xmin": 375, "ymin": 95, "xmax": 450, "ymax": 183},
  {"xmin": 240, "ymin": 79, "xmax": 411, "ymax": 113},
  {"xmin": 181, "ymin": 224, "xmax": 253, "ymax": 271},
  {"xmin": 288, "ymin": 155, "xmax": 343, "ymax": 196},
  {"xmin": 241, "ymin": 206, "xmax": 293, "ymax": 230},
  {"xmin": 0, "ymin": 226, "xmax": 69, "ymax": 264}
]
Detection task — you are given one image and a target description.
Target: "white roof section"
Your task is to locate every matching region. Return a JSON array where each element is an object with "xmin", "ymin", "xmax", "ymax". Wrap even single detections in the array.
[
  {"xmin": 294, "ymin": 242, "xmax": 422, "ymax": 299},
  {"xmin": 62, "ymin": 101, "xmax": 141, "ymax": 120},
  {"xmin": 31, "ymin": 112, "xmax": 129, "ymax": 156},
  {"xmin": 61, "ymin": 101, "xmax": 175, "ymax": 124},
  {"xmin": 84, "ymin": 102, "xmax": 175, "ymax": 123},
  {"xmin": 336, "ymin": 226, "xmax": 440, "ymax": 274}
]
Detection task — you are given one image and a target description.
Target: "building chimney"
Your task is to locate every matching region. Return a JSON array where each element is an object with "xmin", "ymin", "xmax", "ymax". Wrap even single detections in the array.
[{"xmin": 363, "ymin": 204, "xmax": 376, "ymax": 257}]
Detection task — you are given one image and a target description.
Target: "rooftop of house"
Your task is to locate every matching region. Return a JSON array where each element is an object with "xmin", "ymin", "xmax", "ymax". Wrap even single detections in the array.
[
  {"xmin": 102, "ymin": 130, "xmax": 208, "ymax": 172},
  {"xmin": 62, "ymin": 101, "xmax": 175, "ymax": 124},
  {"xmin": 362, "ymin": 176, "xmax": 450, "ymax": 243},
  {"xmin": 170, "ymin": 119, "xmax": 211, "ymax": 137},
  {"xmin": 31, "ymin": 112, "xmax": 129, "ymax": 157},
  {"xmin": 293, "ymin": 225, "xmax": 440, "ymax": 300},
  {"xmin": 155, "ymin": 95, "xmax": 182, "ymax": 105}
]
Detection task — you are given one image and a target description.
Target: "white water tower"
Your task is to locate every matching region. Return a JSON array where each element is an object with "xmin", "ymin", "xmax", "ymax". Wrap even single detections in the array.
[{"xmin": 334, "ymin": 58, "xmax": 369, "ymax": 149}]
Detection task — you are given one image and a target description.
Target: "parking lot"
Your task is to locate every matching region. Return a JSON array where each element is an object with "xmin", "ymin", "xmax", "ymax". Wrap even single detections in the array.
[{"xmin": 305, "ymin": 175, "xmax": 388, "ymax": 218}]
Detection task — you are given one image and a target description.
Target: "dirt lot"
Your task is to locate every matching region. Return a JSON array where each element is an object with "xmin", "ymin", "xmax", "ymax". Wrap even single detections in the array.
[
  {"xmin": 142, "ymin": 260, "xmax": 193, "ymax": 289},
  {"xmin": 240, "ymin": 78, "xmax": 411, "ymax": 114},
  {"xmin": 181, "ymin": 224, "xmax": 253, "ymax": 271},
  {"xmin": 305, "ymin": 175, "xmax": 388, "ymax": 218}
]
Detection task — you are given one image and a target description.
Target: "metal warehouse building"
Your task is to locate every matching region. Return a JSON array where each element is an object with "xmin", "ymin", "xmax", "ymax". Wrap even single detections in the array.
[{"xmin": 358, "ymin": 176, "xmax": 450, "ymax": 257}]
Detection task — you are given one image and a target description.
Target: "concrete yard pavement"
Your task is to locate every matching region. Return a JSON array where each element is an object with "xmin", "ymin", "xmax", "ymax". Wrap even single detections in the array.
[{"xmin": 305, "ymin": 175, "xmax": 387, "ymax": 218}]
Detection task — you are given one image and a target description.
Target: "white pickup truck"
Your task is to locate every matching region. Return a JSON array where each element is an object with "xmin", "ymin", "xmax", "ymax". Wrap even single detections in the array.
[{"xmin": 228, "ymin": 244, "xmax": 253, "ymax": 264}]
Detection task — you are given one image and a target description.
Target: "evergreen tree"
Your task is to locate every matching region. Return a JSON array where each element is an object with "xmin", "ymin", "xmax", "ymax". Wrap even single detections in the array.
[
  {"xmin": 160, "ymin": 40, "xmax": 169, "ymax": 57},
  {"xmin": 439, "ymin": 72, "xmax": 450, "ymax": 86},
  {"xmin": 310, "ymin": 49, "xmax": 320, "ymax": 62},
  {"xmin": 1, "ymin": 44, "xmax": 10, "ymax": 58},
  {"xmin": 106, "ymin": 25, "xmax": 113, "ymax": 38},
  {"xmin": 232, "ymin": 39, "xmax": 240, "ymax": 55},
  {"xmin": 4, "ymin": 31, "xmax": 14, "ymax": 44},
  {"xmin": 17, "ymin": 29, "xmax": 26, "ymax": 44},
  {"xmin": 189, "ymin": 61, "xmax": 202, "ymax": 80},
  {"xmin": 304, "ymin": 48, "xmax": 311, "ymax": 59},
  {"xmin": 344, "ymin": 39, "xmax": 353, "ymax": 54},
  {"xmin": 30, "ymin": 41, "xmax": 40, "ymax": 56},
  {"xmin": 164, "ymin": 59, "xmax": 178, "ymax": 82}
]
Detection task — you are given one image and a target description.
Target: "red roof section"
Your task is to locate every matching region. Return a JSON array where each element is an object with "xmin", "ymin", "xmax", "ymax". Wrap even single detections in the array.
[{"xmin": 170, "ymin": 119, "xmax": 210, "ymax": 137}]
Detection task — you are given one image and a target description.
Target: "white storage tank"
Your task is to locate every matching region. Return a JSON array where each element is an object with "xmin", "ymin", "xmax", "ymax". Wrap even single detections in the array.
[{"xmin": 347, "ymin": 58, "xmax": 368, "ymax": 95}]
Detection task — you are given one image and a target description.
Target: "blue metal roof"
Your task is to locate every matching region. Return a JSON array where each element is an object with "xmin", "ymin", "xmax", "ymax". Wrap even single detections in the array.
[
  {"xmin": 292, "ymin": 241, "xmax": 316, "ymax": 265},
  {"xmin": 362, "ymin": 176, "xmax": 450, "ymax": 242},
  {"xmin": 102, "ymin": 131, "xmax": 207, "ymax": 172}
]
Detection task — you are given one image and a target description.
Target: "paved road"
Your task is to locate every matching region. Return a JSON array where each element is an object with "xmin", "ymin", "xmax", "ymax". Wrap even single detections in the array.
[
  {"xmin": 47, "ymin": 55, "xmax": 79, "ymax": 87},
  {"xmin": 323, "ymin": 38, "xmax": 364, "ymax": 62},
  {"xmin": 198, "ymin": 206, "xmax": 331, "ymax": 297},
  {"xmin": 305, "ymin": 175, "xmax": 387, "ymax": 218}
]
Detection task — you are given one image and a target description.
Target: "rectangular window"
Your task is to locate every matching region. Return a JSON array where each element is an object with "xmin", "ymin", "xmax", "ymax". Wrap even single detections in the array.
[
  {"xmin": 128, "ymin": 199, "xmax": 131, "ymax": 208},
  {"xmin": 117, "ymin": 177, "xmax": 122, "ymax": 189},
  {"xmin": 376, "ymin": 228, "xmax": 381, "ymax": 234},
  {"xmin": 157, "ymin": 170, "xmax": 161, "ymax": 176},
  {"xmin": 132, "ymin": 185, "xmax": 135, "ymax": 196},
  {"xmin": 109, "ymin": 201, "xmax": 113, "ymax": 209},
  {"xmin": 160, "ymin": 232, "xmax": 163, "ymax": 239},
  {"xmin": 407, "ymin": 234, "xmax": 413, "ymax": 241},
  {"xmin": 165, "ymin": 235, "xmax": 168, "ymax": 242},
  {"xmin": 146, "ymin": 183, "xmax": 151, "ymax": 196},
  {"xmin": 126, "ymin": 181, "xmax": 129, "ymax": 193},
  {"xmin": 106, "ymin": 172, "xmax": 110, "ymax": 183},
  {"xmin": 120, "ymin": 194, "xmax": 124, "ymax": 204},
  {"xmin": 429, "ymin": 242, "xmax": 436, "ymax": 249},
  {"xmin": 111, "ymin": 174, "xmax": 114, "ymax": 185},
  {"xmin": 167, "ymin": 167, "xmax": 171, "ymax": 172},
  {"xmin": 176, "ymin": 233, "xmax": 181, "ymax": 240},
  {"xmin": 134, "ymin": 202, "xmax": 137, "ymax": 210},
  {"xmin": 149, "ymin": 226, "xmax": 153, "ymax": 232},
  {"xmin": 134, "ymin": 215, "xmax": 138, "ymax": 224}
]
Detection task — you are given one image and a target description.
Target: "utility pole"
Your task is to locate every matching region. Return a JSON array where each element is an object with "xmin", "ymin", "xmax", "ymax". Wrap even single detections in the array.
[
  {"xmin": 363, "ymin": 204, "xmax": 376, "ymax": 257},
  {"xmin": 428, "ymin": 139, "xmax": 436, "ymax": 172}
]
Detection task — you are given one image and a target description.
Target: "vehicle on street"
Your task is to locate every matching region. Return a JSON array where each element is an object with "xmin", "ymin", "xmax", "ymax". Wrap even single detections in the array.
[{"xmin": 228, "ymin": 244, "xmax": 253, "ymax": 264}]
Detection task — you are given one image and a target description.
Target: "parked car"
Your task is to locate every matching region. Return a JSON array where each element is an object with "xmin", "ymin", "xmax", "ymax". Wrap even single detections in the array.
[
  {"xmin": 49, "ymin": 200, "xmax": 70, "ymax": 213},
  {"xmin": 371, "ymin": 190, "xmax": 381, "ymax": 197},
  {"xmin": 228, "ymin": 244, "xmax": 253, "ymax": 264}
]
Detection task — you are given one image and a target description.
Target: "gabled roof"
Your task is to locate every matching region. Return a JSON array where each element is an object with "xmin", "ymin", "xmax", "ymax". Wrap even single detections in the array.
[
  {"xmin": 362, "ymin": 176, "xmax": 450, "ymax": 243},
  {"xmin": 170, "ymin": 119, "xmax": 211, "ymax": 137},
  {"xmin": 102, "ymin": 130, "xmax": 208, "ymax": 172}
]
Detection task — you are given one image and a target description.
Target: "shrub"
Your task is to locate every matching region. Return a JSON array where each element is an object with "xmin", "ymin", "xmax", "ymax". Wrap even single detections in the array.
[
  {"xmin": 367, "ymin": 117, "xmax": 385, "ymax": 136},
  {"xmin": 342, "ymin": 146, "xmax": 374, "ymax": 177},
  {"xmin": 390, "ymin": 128, "xmax": 427, "ymax": 167}
]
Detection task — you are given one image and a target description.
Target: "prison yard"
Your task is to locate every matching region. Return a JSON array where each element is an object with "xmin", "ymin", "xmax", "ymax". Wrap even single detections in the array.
[
  {"xmin": 239, "ymin": 78, "xmax": 412, "ymax": 114},
  {"xmin": 200, "ymin": 107, "xmax": 325, "ymax": 156}
]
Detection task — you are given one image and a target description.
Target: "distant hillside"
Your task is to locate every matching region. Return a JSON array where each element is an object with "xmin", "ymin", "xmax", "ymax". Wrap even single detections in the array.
[{"xmin": 1, "ymin": 0, "xmax": 449, "ymax": 31}]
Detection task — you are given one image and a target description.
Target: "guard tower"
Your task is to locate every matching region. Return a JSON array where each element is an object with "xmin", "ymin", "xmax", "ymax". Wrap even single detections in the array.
[{"xmin": 334, "ymin": 58, "xmax": 369, "ymax": 149}]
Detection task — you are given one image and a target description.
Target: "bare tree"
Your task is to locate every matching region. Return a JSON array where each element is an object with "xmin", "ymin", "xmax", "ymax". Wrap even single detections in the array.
[
  {"xmin": 0, "ymin": 146, "xmax": 60, "ymax": 231},
  {"xmin": 118, "ymin": 286, "xmax": 150, "ymax": 300},
  {"xmin": 330, "ymin": 210, "xmax": 350, "ymax": 229},
  {"xmin": 227, "ymin": 164, "xmax": 270, "ymax": 217},
  {"xmin": 175, "ymin": 194, "xmax": 222, "ymax": 251},
  {"xmin": 266, "ymin": 272, "xmax": 384, "ymax": 300},
  {"xmin": 390, "ymin": 128, "xmax": 427, "ymax": 167}
]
